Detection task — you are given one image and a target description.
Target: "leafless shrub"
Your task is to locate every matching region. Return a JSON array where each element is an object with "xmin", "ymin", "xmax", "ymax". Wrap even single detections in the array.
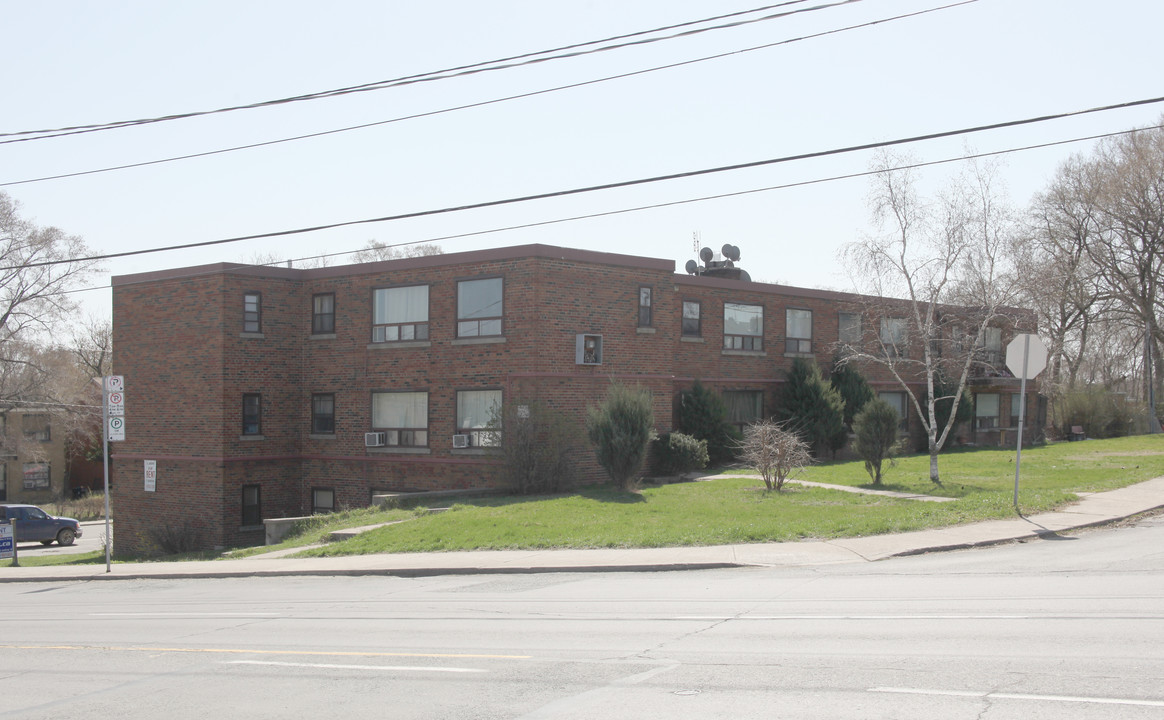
[{"xmin": 736, "ymin": 418, "xmax": 813, "ymax": 492}]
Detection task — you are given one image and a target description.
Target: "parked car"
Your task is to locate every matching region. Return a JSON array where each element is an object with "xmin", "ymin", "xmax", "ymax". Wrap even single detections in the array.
[{"xmin": 0, "ymin": 504, "xmax": 83, "ymax": 546}]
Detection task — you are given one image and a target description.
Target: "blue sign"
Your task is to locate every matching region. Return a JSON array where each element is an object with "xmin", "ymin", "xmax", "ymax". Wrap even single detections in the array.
[{"xmin": 0, "ymin": 524, "xmax": 13, "ymax": 559}]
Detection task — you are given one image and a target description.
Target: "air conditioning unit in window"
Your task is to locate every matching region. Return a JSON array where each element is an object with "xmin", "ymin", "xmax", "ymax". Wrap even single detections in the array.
[
  {"xmin": 452, "ymin": 434, "xmax": 470, "ymax": 449},
  {"xmin": 364, "ymin": 432, "xmax": 386, "ymax": 447}
]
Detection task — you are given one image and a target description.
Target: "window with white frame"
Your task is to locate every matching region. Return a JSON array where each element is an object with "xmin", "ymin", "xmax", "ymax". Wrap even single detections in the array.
[
  {"xmin": 457, "ymin": 277, "xmax": 503, "ymax": 337},
  {"xmin": 371, "ymin": 391, "xmax": 429, "ymax": 447},
  {"xmin": 682, "ymin": 300, "xmax": 701, "ymax": 336},
  {"xmin": 372, "ymin": 285, "xmax": 429, "ymax": 343},
  {"xmin": 785, "ymin": 309, "xmax": 812, "ymax": 354},
  {"xmin": 975, "ymin": 392, "xmax": 1000, "ymax": 430},
  {"xmin": 22, "ymin": 462, "xmax": 50, "ymax": 491},
  {"xmin": 981, "ymin": 326, "xmax": 1003, "ymax": 364},
  {"xmin": 878, "ymin": 391, "xmax": 908, "ymax": 432},
  {"xmin": 724, "ymin": 303, "xmax": 763, "ymax": 351},
  {"xmin": 456, "ymin": 389, "xmax": 502, "ymax": 447}
]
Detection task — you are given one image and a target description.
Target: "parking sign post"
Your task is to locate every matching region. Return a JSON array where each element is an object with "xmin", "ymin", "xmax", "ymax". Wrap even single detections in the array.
[{"xmin": 102, "ymin": 375, "xmax": 125, "ymax": 573}]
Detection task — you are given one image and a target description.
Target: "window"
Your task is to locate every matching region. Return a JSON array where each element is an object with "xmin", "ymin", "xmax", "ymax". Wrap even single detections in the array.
[
  {"xmin": 243, "ymin": 292, "xmax": 261, "ymax": 333},
  {"xmin": 785, "ymin": 309, "xmax": 812, "ymax": 354},
  {"xmin": 880, "ymin": 317, "xmax": 908, "ymax": 358},
  {"xmin": 312, "ymin": 488, "xmax": 335, "ymax": 514},
  {"xmin": 1009, "ymin": 392, "xmax": 1023, "ymax": 427},
  {"xmin": 242, "ymin": 484, "xmax": 262, "ymax": 526},
  {"xmin": 312, "ymin": 393, "xmax": 335, "ymax": 434},
  {"xmin": 312, "ymin": 293, "xmax": 335, "ymax": 334},
  {"xmin": 981, "ymin": 327, "xmax": 1003, "ymax": 364},
  {"xmin": 576, "ymin": 334, "xmax": 602, "ymax": 365},
  {"xmin": 456, "ymin": 389, "xmax": 502, "ymax": 447},
  {"xmin": 0, "ymin": 464, "xmax": 6, "ymax": 502},
  {"xmin": 638, "ymin": 287, "xmax": 652, "ymax": 327},
  {"xmin": 457, "ymin": 277, "xmax": 503, "ymax": 337},
  {"xmin": 682, "ymin": 301, "xmax": 701, "ymax": 336},
  {"xmin": 371, "ymin": 391, "xmax": 428, "ymax": 447},
  {"xmin": 22, "ymin": 462, "xmax": 50, "ymax": 491},
  {"xmin": 975, "ymin": 392, "xmax": 1000, "ymax": 430},
  {"xmin": 878, "ymin": 391, "xmax": 909, "ymax": 432},
  {"xmin": 723, "ymin": 390, "xmax": 763, "ymax": 432},
  {"xmin": 724, "ymin": 303, "xmax": 763, "ymax": 351},
  {"xmin": 838, "ymin": 312, "xmax": 862, "ymax": 345},
  {"xmin": 373, "ymin": 285, "xmax": 429, "ymax": 343},
  {"xmin": 22, "ymin": 414, "xmax": 51, "ymax": 442},
  {"xmin": 242, "ymin": 394, "xmax": 262, "ymax": 435}
]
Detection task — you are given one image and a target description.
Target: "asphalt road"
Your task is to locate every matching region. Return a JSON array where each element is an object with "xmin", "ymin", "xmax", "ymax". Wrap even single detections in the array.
[{"xmin": 2, "ymin": 514, "xmax": 1162, "ymax": 719}]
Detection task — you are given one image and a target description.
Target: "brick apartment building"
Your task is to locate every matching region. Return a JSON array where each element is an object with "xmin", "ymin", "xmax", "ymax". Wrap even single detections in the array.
[{"xmin": 110, "ymin": 244, "xmax": 1038, "ymax": 552}]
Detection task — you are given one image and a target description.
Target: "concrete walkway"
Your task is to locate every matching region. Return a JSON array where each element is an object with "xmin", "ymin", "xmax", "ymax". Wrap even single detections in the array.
[{"xmin": 3, "ymin": 476, "xmax": 1163, "ymax": 583}]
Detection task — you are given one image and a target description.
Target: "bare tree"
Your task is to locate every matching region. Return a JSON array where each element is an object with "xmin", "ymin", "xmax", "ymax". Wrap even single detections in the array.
[
  {"xmin": 0, "ymin": 191, "xmax": 101, "ymax": 406},
  {"xmin": 351, "ymin": 241, "xmax": 443, "ymax": 263},
  {"xmin": 1084, "ymin": 124, "xmax": 1164, "ymax": 427},
  {"xmin": 841, "ymin": 153, "xmax": 1021, "ymax": 484}
]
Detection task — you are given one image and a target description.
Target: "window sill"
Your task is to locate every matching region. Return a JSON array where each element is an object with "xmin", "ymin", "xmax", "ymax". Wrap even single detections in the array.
[
  {"xmin": 366, "ymin": 447, "xmax": 432, "ymax": 455},
  {"xmin": 451, "ymin": 448, "xmax": 500, "ymax": 456},
  {"xmin": 310, "ymin": 333, "xmax": 336, "ymax": 341},
  {"xmin": 783, "ymin": 352, "xmax": 815, "ymax": 359},
  {"xmin": 452, "ymin": 336, "xmax": 506, "ymax": 346},
  {"xmin": 308, "ymin": 434, "xmax": 337, "ymax": 441},
  {"xmin": 239, "ymin": 434, "xmax": 265, "ymax": 441},
  {"xmin": 239, "ymin": 332, "xmax": 265, "ymax": 339},
  {"xmin": 680, "ymin": 336, "xmax": 704, "ymax": 343},
  {"xmin": 636, "ymin": 327, "xmax": 656, "ymax": 335},
  {"xmin": 367, "ymin": 341, "xmax": 431, "ymax": 350},
  {"xmin": 721, "ymin": 349, "xmax": 767, "ymax": 357}
]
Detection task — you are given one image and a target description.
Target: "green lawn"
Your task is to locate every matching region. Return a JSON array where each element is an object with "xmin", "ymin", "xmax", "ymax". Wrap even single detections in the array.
[
  {"xmin": 293, "ymin": 435, "xmax": 1164, "ymax": 557},
  {"xmin": 9, "ymin": 436, "xmax": 1160, "ymax": 567}
]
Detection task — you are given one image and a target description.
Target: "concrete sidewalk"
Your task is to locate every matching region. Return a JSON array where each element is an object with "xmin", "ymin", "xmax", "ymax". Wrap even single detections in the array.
[{"xmin": 3, "ymin": 477, "xmax": 1163, "ymax": 583}]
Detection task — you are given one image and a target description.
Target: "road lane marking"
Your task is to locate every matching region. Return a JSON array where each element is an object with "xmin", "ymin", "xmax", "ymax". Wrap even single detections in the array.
[
  {"xmin": 226, "ymin": 660, "xmax": 484, "ymax": 673},
  {"xmin": 0, "ymin": 644, "xmax": 529, "ymax": 659},
  {"xmin": 869, "ymin": 687, "xmax": 1164, "ymax": 708},
  {"xmin": 90, "ymin": 612, "xmax": 282, "ymax": 617}
]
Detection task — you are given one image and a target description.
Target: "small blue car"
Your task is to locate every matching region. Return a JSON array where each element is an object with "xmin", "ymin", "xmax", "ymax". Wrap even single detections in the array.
[{"xmin": 0, "ymin": 504, "xmax": 83, "ymax": 546}]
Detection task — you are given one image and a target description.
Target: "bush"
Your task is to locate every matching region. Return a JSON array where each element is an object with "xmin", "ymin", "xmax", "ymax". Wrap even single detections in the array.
[
  {"xmin": 586, "ymin": 382, "xmax": 656, "ymax": 489},
  {"xmin": 677, "ymin": 380, "xmax": 741, "ymax": 464},
  {"xmin": 492, "ymin": 399, "xmax": 579, "ymax": 494},
  {"xmin": 853, "ymin": 399, "xmax": 900, "ymax": 485},
  {"xmin": 1060, "ymin": 386, "xmax": 1136, "ymax": 439},
  {"xmin": 735, "ymin": 418, "xmax": 812, "ymax": 491},
  {"xmin": 142, "ymin": 520, "xmax": 204, "ymax": 556},
  {"xmin": 650, "ymin": 432, "xmax": 709, "ymax": 476},
  {"xmin": 777, "ymin": 358, "xmax": 847, "ymax": 457}
]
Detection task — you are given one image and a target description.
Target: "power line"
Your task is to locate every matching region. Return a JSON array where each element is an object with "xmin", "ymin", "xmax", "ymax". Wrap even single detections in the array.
[
  {"xmin": 30, "ymin": 95, "xmax": 1164, "ymax": 276},
  {"xmin": 0, "ymin": 0, "xmax": 858, "ymax": 144},
  {"xmin": 1, "ymin": 0, "xmax": 974, "ymax": 188}
]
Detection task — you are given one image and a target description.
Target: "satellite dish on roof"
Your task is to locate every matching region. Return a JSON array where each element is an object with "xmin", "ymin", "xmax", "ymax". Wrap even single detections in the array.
[
  {"xmin": 699, "ymin": 247, "xmax": 714, "ymax": 263},
  {"xmin": 722, "ymin": 244, "xmax": 741, "ymax": 262},
  {"xmin": 685, "ymin": 259, "xmax": 699, "ymax": 275}
]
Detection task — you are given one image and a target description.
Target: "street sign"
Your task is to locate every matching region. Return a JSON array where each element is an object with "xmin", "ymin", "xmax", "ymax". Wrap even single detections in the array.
[
  {"xmin": 1006, "ymin": 334, "xmax": 1048, "ymax": 379},
  {"xmin": 144, "ymin": 460, "xmax": 156, "ymax": 492},
  {"xmin": 0, "ymin": 523, "xmax": 13, "ymax": 560},
  {"xmin": 108, "ymin": 416, "xmax": 125, "ymax": 442},
  {"xmin": 108, "ymin": 391, "xmax": 125, "ymax": 416},
  {"xmin": 104, "ymin": 375, "xmax": 124, "ymax": 393}
]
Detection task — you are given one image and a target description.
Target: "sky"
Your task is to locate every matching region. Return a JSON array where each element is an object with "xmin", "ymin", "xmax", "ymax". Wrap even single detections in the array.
[{"xmin": 3, "ymin": 0, "xmax": 1163, "ymax": 325}]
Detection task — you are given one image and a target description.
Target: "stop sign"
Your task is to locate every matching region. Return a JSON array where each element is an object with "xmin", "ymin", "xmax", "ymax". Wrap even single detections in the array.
[{"xmin": 1006, "ymin": 334, "xmax": 1048, "ymax": 380}]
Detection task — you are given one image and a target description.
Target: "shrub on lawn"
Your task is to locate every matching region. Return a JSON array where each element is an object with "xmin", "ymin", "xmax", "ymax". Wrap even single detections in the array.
[
  {"xmin": 586, "ymin": 381, "xmax": 655, "ymax": 490},
  {"xmin": 677, "ymin": 379, "xmax": 741, "ymax": 464},
  {"xmin": 492, "ymin": 399, "xmax": 579, "ymax": 494},
  {"xmin": 777, "ymin": 357, "xmax": 847, "ymax": 458},
  {"xmin": 853, "ymin": 398, "xmax": 900, "ymax": 485},
  {"xmin": 650, "ymin": 432, "xmax": 709, "ymax": 476},
  {"xmin": 736, "ymin": 418, "xmax": 812, "ymax": 491}
]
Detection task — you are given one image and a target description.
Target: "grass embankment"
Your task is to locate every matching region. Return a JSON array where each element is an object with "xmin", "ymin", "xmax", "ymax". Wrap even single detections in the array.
[{"xmin": 286, "ymin": 435, "xmax": 1164, "ymax": 558}]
